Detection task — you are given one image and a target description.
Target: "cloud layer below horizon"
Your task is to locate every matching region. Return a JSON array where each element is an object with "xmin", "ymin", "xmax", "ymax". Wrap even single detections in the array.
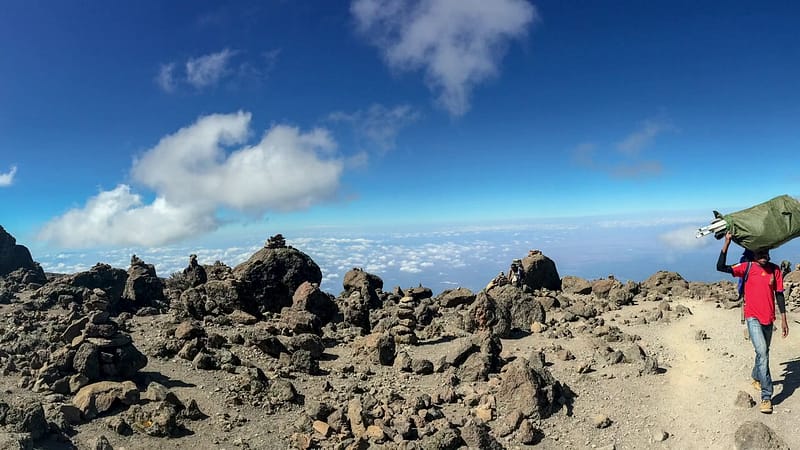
[{"xmin": 30, "ymin": 217, "xmax": 756, "ymax": 296}]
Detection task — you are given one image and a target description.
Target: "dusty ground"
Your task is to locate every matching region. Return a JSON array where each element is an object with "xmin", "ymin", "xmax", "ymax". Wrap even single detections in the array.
[{"xmin": 3, "ymin": 294, "xmax": 799, "ymax": 450}]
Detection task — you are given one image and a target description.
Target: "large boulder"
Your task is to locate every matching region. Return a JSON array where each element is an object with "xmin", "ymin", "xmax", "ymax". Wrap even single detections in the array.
[
  {"xmin": 463, "ymin": 287, "xmax": 545, "ymax": 338},
  {"xmin": 33, "ymin": 264, "xmax": 127, "ymax": 312},
  {"xmin": 182, "ymin": 254, "xmax": 208, "ymax": 288},
  {"xmin": 436, "ymin": 287, "xmax": 476, "ymax": 308},
  {"xmin": 0, "ymin": 226, "xmax": 45, "ymax": 282},
  {"xmin": 233, "ymin": 235, "xmax": 322, "ymax": 313},
  {"xmin": 641, "ymin": 271, "xmax": 689, "ymax": 296},
  {"xmin": 561, "ymin": 275, "xmax": 592, "ymax": 295},
  {"xmin": 493, "ymin": 357, "xmax": 562, "ymax": 420},
  {"xmin": 520, "ymin": 250, "xmax": 561, "ymax": 291},
  {"xmin": 491, "ymin": 284, "xmax": 546, "ymax": 333},
  {"xmin": 292, "ymin": 281, "xmax": 338, "ymax": 324},
  {"xmin": 176, "ymin": 279, "xmax": 248, "ymax": 318},
  {"xmin": 463, "ymin": 291, "xmax": 511, "ymax": 338},
  {"xmin": 342, "ymin": 268, "xmax": 383, "ymax": 307},
  {"xmin": 122, "ymin": 255, "xmax": 165, "ymax": 309}
]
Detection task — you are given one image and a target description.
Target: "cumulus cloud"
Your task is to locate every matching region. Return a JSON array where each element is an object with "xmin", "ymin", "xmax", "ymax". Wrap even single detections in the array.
[
  {"xmin": 38, "ymin": 185, "xmax": 217, "ymax": 248},
  {"xmin": 0, "ymin": 165, "xmax": 17, "ymax": 186},
  {"xmin": 571, "ymin": 119, "xmax": 673, "ymax": 178},
  {"xmin": 186, "ymin": 49, "xmax": 236, "ymax": 88},
  {"xmin": 39, "ymin": 112, "xmax": 345, "ymax": 248},
  {"xmin": 132, "ymin": 111, "xmax": 342, "ymax": 211},
  {"xmin": 658, "ymin": 226, "xmax": 711, "ymax": 250},
  {"xmin": 328, "ymin": 104, "xmax": 420, "ymax": 153},
  {"xmin": 352, "ymin": 0, "xmax": 537, "ymax": 116}
]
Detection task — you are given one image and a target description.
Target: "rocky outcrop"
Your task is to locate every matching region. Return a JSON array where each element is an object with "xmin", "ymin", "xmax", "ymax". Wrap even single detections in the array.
[
  {"xmin": 640, "ymin": 271, "xmax": 689, "ymax": 297},
  {"xmin": 0, "ymin": 227, "xmax": 46, "ymax": 291},
  {"xmin": 292, "ymin": 282, "xmax": 338, "ymax": 325},
  {"xmin": 521, "ymin": 250, "xmax": 561, "ymax": 291},
  {"xmin": 232, "ymin": 234, "xmax": 322, "ymax": 313},
  {"xmin": 494, "ymin": 357, "xmax": 564, "ymax": 420},
  {"xmin": 342, "ymin": 268, "xmax": 383, "ymax": 307},
  {"xmin": 122, "ymin": 255, "xmax": 165, "ymax": 310},
  {"xmin": 31, "ymin": 311, "xmax": 147, "ymax": 394},
  {"xmin": 0, "ymin": 226, "xmax": 43, "ymax": 279},
  {"xmin": 561, "ymin": 275, "xmax": 592, "ymax": 295},
  {"xmin": 436, "ymin": 287, "xmax": 476, "ymax": 308},
  {"xmin": 463, "ymin": 286, "xmax": 545, "ymax": 338},
  {"xmin": 34, "ymin": 263, "xmax": 128, "ymax": 312},
  {"xmin": 182, "ymin": 254, "xmax": 207, "ymax": 288}
]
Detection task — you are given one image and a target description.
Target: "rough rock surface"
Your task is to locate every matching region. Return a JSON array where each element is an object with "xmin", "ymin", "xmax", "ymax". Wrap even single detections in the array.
[
  {"xmin": 232, "ymin": 235, "xmax": 322, "ymax": 313},
  {"xmin": 0, "ymin": 226, "xmax": 44, "ymax": 280},
  {"xmin": 521, "ymin": 250, "xmax": 562, "ymax": 291}
]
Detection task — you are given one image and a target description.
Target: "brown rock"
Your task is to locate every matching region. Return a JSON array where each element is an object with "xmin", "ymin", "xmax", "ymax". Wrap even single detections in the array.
[
  {"xmin": 73, "ymin": 381, "xmax": 139, "ymax": 419},
  {"xmin": 312, "ymin": 420, "xmax": 331, "ymax": 437}
]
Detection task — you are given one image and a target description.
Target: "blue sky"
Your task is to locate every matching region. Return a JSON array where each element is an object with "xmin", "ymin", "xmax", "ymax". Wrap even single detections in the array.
[{"xmin": 1, "ymin": 1, "xmax": 799, "ymax": 291}]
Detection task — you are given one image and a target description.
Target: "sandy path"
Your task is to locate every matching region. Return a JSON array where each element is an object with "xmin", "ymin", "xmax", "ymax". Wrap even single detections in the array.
[{"xmin": 654, "ymin": 298, "xmax": 800, "ymax": 449}]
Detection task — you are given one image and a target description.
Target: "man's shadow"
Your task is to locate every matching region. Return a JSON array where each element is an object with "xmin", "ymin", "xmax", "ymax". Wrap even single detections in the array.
[{"xmin": 771, "ymin": 358, "xmax": 800, "ymax": 405}]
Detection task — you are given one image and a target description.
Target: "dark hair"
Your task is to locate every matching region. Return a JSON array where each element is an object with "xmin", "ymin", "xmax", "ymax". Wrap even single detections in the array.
[{"xmin": 754, "ymin": 248, "xmax": 770, "ymax": 258}]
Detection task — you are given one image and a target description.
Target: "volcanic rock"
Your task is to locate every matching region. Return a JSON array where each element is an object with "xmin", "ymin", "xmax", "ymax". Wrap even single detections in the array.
[
  {"xmin": 292, "ymin": 281, "xmax": 338, "ymax": 324},
  {"xmin": 521, "ymin": 250, "xmax": 561, "ymax": 291},
  {"xmin": 122, "ymin": 255, "xmax": 165, "ymax": 310},
  {"xmin": 232, "ymin": 234, "xmax": 322, "ymax": 313},
  {"xmin": 0, "ymin": 226, "xmax": 45, "ymax": 282},
  {"xmin": 436, "ymin": 287, "xmax": 476, "ymax": 308},
  {"xmin": 342, "ymin": 268, "xmax": 383, "ymax": 307},
  {"xmin": 733, "ymin": 421, "xmax": 789, "ymax": 450}
]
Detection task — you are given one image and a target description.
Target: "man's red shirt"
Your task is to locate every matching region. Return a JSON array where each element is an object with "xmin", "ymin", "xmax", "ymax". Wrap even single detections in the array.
[{"xmin": 732, "ymin": 261, "xmax": 784, "ymax": 325}]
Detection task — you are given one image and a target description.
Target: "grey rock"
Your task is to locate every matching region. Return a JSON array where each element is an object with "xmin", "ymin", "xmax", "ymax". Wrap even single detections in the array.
[{"xmin": 734, "ymin": 421, "xmax": 789, "ymax": 450}]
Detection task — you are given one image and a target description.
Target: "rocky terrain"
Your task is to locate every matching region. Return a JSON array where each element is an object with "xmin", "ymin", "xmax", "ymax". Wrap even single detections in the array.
[{"xmin": 2, "ymin": 225, "xmax": 800, "ymax": 450}]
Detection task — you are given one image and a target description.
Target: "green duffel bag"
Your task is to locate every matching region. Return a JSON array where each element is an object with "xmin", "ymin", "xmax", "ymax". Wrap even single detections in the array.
[{"xmin": 715, "ymin": 195, "xmax": 800, "ymax": 250}]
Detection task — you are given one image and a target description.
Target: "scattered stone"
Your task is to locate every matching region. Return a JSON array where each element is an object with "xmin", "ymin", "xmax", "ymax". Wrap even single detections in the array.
[
  {"xmin": 735, "ymin": 391, "xmax": 756, "ymax": 408},
  {"xmin": 593, "ymin": 414, "xmax": 612, "ymax": 429},
  {"xmin": 734, "ymin": 421, "xmax": 789, "ymax": 450},
  {"xmin": 652, "ymin": 430, "xmax": 669, "ymax": 442},
  {"xmin": 695, "ymin": 330, "xmax": 708, "ymax": 340},
  {"xmin": 90, "ymin": 435, "xmax": 114, "ymax": 450}
]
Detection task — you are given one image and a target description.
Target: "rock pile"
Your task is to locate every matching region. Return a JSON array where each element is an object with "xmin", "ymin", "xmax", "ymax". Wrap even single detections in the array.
[{"xmin": 30, "ymin": 310, "xmax": 147, "ymax": 394}]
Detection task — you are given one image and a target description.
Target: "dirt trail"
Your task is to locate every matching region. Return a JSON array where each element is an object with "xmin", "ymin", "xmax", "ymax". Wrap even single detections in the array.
[{"xmin": 654, "ymin": 298, "xmax": 800, "ymax": 449}]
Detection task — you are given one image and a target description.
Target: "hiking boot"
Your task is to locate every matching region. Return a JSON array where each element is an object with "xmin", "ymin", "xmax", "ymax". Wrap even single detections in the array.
[
  {"xmin": 760, "ymin": 399, "xmax": 773, "ymax": 414},
  {"xmin": 752, "ymin": 379, "xmax": 761, "ymax": 391}
]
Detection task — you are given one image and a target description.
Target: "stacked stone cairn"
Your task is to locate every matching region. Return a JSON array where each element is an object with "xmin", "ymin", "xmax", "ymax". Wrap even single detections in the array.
[
  {"xmin": 393, "ymin": 293, "xmax": 418, "ymax": 345},
  {"xmin": 32, "ymin": 310, "xmax": 147, "ymax": 396}
]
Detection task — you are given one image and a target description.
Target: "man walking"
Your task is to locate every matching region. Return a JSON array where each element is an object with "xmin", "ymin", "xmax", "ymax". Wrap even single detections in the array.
[{"xmin": 717, "ymin": 232, "xmax": 788, "ymax": 413}]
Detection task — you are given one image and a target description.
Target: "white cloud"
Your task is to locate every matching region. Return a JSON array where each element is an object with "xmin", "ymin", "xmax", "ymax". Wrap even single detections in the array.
[
  {"xmin": 38, "ymin": 185, "xmax": 217, "ymax": 248},
  {"xmin": 328, "ymin": 104, "xmax": 420, "ymax": 153},
  {"xmin": 352, "ymin": 0, "xmax": 537, "ymax": 116},
  {"xmin": 0, "ymin": 165, "xmax": 17, "ymax": 186},
  {"xmin": 156, "ymin": 63, "xmax": 177, "ymax": 93},
  {"xmin": 40, "ymin": 112, "xmax": 345, "ymax": 248},
  {"xmin": 658, "ymin": 226, "xmax": 712, "ymax": 250},
  {"xmin": 132, "ymin": 111, "xmax": 343, "ymax": 211},
  {"xmin": 616, "ymin": 120, "xmax": 673, "ymax": 156},
  {"xmin": 186, "ymin": 48, "xmax": 236, "ymax": 88},
  {"xmin": 157, "ymin": 48, "xmax": 277, "ymax": 92}
]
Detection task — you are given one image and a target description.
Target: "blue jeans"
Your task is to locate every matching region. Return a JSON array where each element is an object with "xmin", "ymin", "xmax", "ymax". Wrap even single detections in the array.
[{"xmin": 746, "ymin": 317, "xmax": 774, "ymax": 400}]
